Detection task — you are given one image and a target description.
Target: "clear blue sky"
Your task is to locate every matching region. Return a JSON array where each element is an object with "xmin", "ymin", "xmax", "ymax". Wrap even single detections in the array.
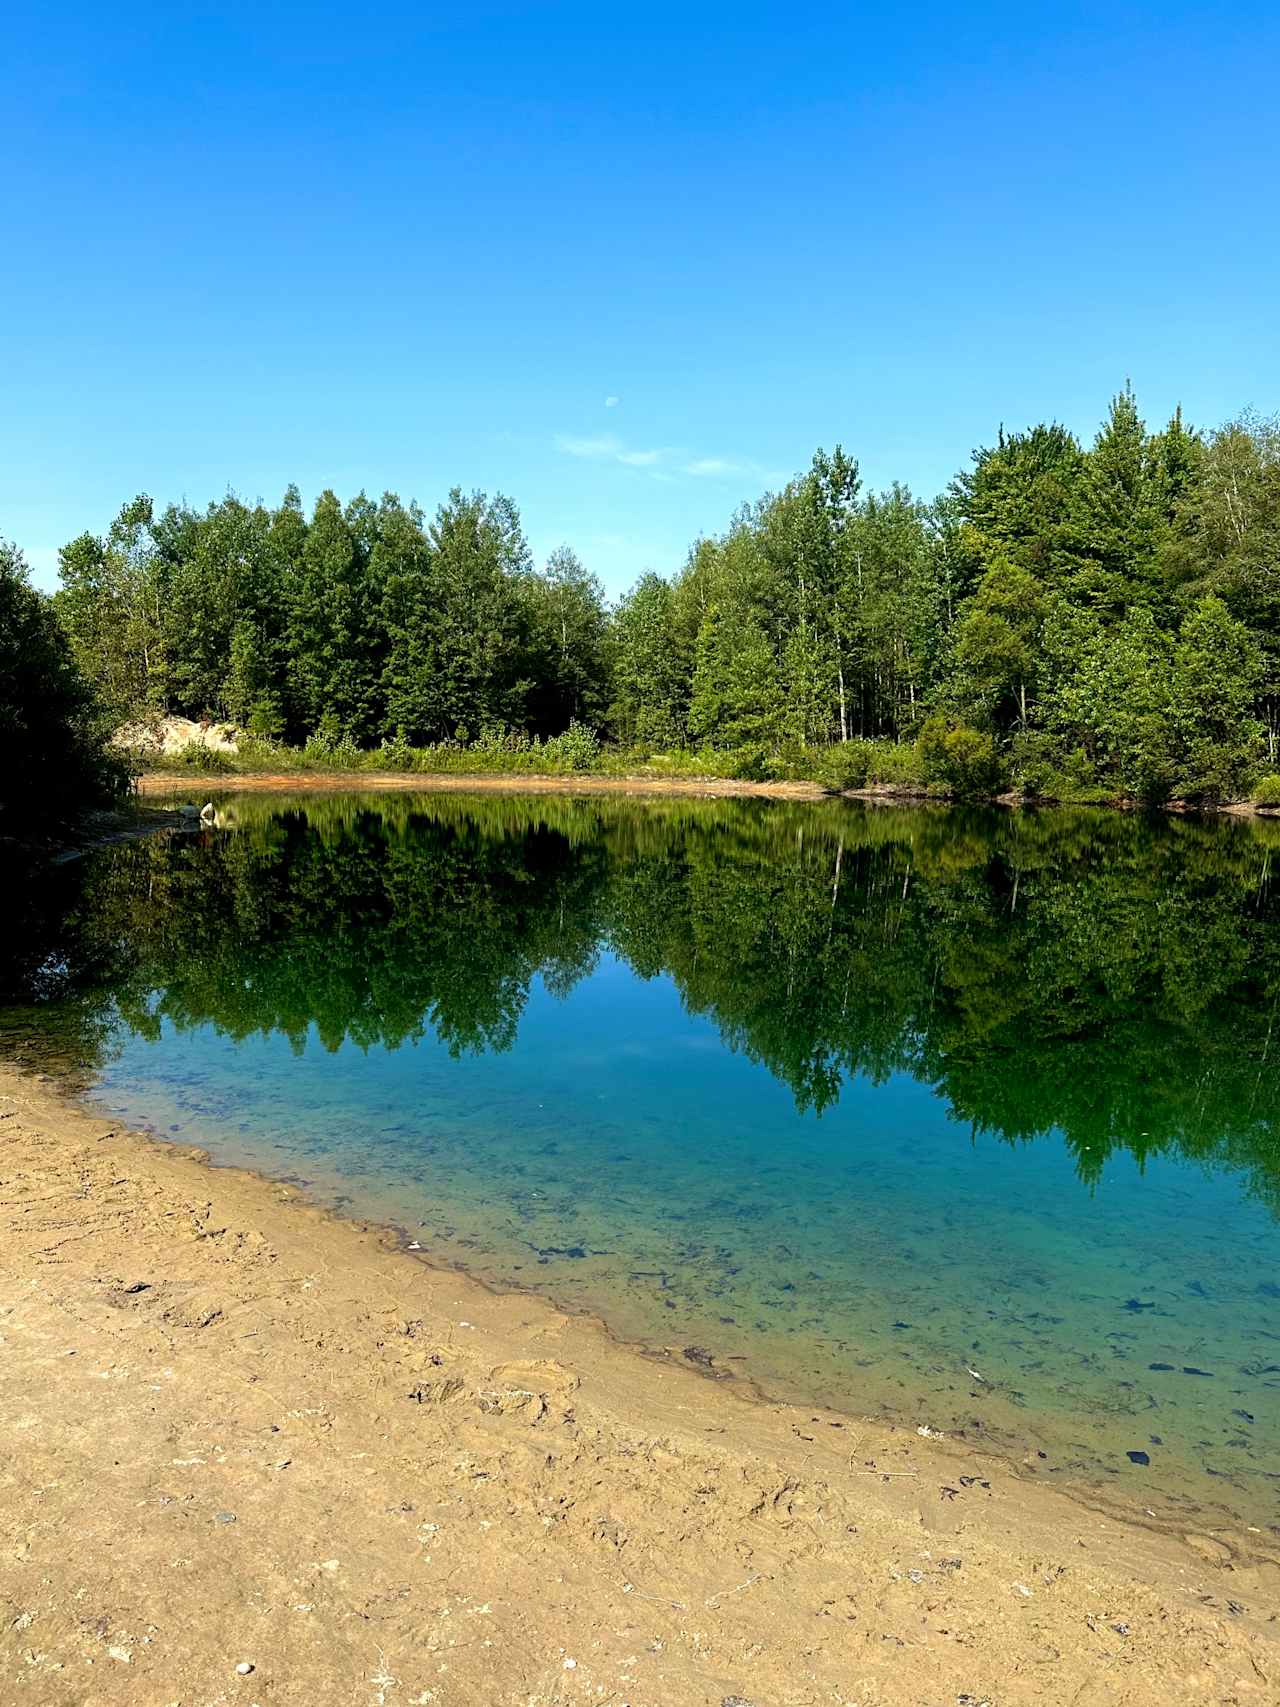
[{"xmin": 4, "ymin": 2, "xmax": 1277, "ymax": 597}]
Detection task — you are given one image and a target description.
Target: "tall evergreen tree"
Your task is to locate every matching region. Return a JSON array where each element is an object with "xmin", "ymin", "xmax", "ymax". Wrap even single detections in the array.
[
  {"xmin": 285, "ymin": 490, "xmax": 374, "ymax": 742},
  {"xmin": 1071, "ymin": 384, "xmax": 1165, "ymax": 611},
  {"xmin": 420, "ymin": 489, "xmax": 530, "ymax": 740}
]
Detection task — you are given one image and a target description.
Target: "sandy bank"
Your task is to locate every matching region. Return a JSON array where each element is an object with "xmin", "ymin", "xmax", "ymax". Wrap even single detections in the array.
[
  {"xmin": 136, "ymin": 770, "xmax": 828, "ymax": 801},
  {"xmin": 1, "ymin": 1069, "xmax": 1276, "ymax": 1706}
]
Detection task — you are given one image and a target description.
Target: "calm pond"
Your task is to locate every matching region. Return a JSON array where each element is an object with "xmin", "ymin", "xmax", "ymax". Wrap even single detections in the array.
[{"xmin": 6, "ymin": 791, "xmax": 1280, "ymax": 1532}]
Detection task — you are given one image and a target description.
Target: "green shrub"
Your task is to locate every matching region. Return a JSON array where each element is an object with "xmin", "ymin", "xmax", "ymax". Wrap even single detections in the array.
[
  {"xmin": 944, "ymin": 727, "xmax": 1003, "ymax": 797},
  {"xmin": 376, "ymin": 729, "xmax": 416, "ymax": 772},
  {"xmin": 916, "ymin": 716, "xmax": 949, "ymax": 783},
  {"xmin": 229, "ymin": 735, "xmax": 292, "ymax": 771},
  {"xmin": 170, "ymin": 742, "xmax": 235, "ymax": 774},
  {"xmin": 812, "ymin": 741, "xmax": 871, "ymax": 793},
  {"xmin": 916, "ymin": 717, "xmax": 1003, "ymax": 798},
  {"xmin": 715, "ymin": 744, "xmax": 771, "ymax": 781},
  {"xmin": 1252, "ymin": 774, "xmax": 1280, "ymax": 807},
  {"xmin": 1175, "ymin": 737, "xmax": 1260, "ymax": 805},
  {"xmin": 299, "ymin": 723, "xmax": 365, "ymax": 769},
  {"xmin": 863, "ymin": 740, "xmax": 924, "ymax": 787},
  {"xmin": 542, "ymin": 720, "xmax": 602, "ymax": 772},
  {"xmin": 1011, "ymin": 737, "xmax": 1110, "ymax": 802},
  {"xmin": 471, "ymin": 722, "xmax": 531, "ymax": 757}
]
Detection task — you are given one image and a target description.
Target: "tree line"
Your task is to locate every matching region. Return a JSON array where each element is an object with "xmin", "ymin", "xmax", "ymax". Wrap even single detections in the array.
[
  {"xmin": 28, "ymin": 385, "xmax": 1280, "ymax": 803},
  {"xmin": 54, "ymin": 487, "xmax": 610, "ymax": 751},
  {"xmin": 609, "ymin": 393, "xmax": 1280, "ymax": 801}
]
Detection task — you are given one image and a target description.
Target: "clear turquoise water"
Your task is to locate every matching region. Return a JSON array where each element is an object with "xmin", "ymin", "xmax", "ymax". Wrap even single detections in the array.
[{"xmin": 6, "ymin": 791, "xmax": 1279, "ymax": 1533}]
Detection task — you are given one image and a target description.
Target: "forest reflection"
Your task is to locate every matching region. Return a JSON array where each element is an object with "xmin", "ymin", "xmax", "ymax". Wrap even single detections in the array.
[{"xmin": 7, "ymin": 792, "xmax": 1280, "ymax": 1205}]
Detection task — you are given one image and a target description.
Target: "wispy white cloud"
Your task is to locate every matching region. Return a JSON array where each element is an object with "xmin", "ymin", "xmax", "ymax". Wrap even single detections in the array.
[
  {"xmin": 556, "ymin": 433, "xmax": 671, "ymax": 469},
  {"xmin": 556, "ymin": 433, "xmax": 625, "ymax": 461},
  {"xmin": 682, "ymin": 456, "xmax": 738, "ymax": 477},
  {"xmin": 556, "ymin": 433, "xmax": 780, "ymax": 485},
  {"xmin": 604, "ymin": 395, "xmax": 620, "ymax": 409},
  {"xmin": 683, "ymin": 455, "xmax": 791, "ymax": 482}
]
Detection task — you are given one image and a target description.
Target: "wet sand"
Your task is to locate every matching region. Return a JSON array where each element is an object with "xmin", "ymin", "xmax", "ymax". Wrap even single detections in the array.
[{"xmin": 1, "ymin": 1067, "xmax": 1277, "ymax": 1705}]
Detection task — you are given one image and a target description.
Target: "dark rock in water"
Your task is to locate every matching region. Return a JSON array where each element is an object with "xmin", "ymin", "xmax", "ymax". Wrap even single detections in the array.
[
  {"xmin": 891, "ymin": 1320, "xmax": 913, "ymax": 1330},
  {"xmin": 1182, "ymin": 1366, "xmax": 1214, "ymax": 1377},
  {"xmin": 1233, "ymin": 1409, "xmax": 1255, "ymax": 1424},
  {"xmin": 1148, "ymin": 1362, "xmax": 1175, "ymax": 1371},
  {"xmin": 683, "ymin": 1345, "xmax": 716, "ymax": 1369},
  {"xmin": 1124, "ymin": 1298, "xmax": 1156, "ymax": 1312},
  {"xmin": 1126, "ymin": 1450, "xmax": 1150, "ymax": 1466},
  {"xmin": 1257, "ymin": 1280, "xmax": 1280, "ymax": 1299}
]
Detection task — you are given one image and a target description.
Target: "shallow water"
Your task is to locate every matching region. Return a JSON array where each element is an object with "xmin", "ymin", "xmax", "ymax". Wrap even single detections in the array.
[{"xmin": 6, "ymin": 791, "xmax": 1280, "ymax": 1531}]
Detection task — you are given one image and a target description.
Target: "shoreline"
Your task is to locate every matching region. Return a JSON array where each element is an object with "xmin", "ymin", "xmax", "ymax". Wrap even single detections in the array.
[
  {"xmin": 1, "ymin": 1066, "xmax": 1276, "ymax": 1703},
  {"xmin": 58, "ymin": 1072, "xmax": 1279, "ymax": 1548},
  {"xmin": 136, "ymin": 768, "xmax": 830, "ymax": 801},
  {"xmin": 133, "ymin": 768, "xmax": 1280, "ymax": 816}
]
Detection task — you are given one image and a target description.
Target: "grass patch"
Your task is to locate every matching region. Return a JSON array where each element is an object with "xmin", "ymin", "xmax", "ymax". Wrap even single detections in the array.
[{"xmin": 142, "ymin": 732, "xmax": 930, "ymax": 790}]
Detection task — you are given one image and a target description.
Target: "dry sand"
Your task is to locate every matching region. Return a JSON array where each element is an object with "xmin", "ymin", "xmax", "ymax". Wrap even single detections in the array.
[
  {"xmin": 1, "ymin": 1068, "xmax": 1276, "ymax": 1706},
  {"xmin": 136, "ymin": 771, "xmax": 830, "ymax": 801}
]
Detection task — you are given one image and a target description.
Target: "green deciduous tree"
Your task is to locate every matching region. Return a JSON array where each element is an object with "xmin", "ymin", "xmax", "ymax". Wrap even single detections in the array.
[
  {"xmin": 520, "ymin": 546, "xmax": 610, "ymax": 737},
  {"xmin": 55, "ymin": 495, "xmax": 168, "ymax": 718},
  {"xmin": 1, "ymin": 538, "xmax": 128, "ymax": 831},
  {"xmin": 609, "ymin": 573, "xmax": 689, "ymax": 747},
  {"xmin": 951, "ymin": 553, "xmax": 1049, "ymax": 729},
  {"xmin": 688, "ymin": 607, "xmax": 783, "ymax": 748},
  {"xmin": 1171, "ymin": 596, "xmax": 1265, "ymax": 800}
]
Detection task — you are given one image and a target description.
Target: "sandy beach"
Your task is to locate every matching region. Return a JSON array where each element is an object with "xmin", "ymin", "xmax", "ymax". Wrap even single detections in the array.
[
  {"xmin": 1, "ymin": 1067, "xmax": 1276, "ymax": 1706},
  {"xmin": 134, "ymin": 771, "xmax": 832, "ymax": 802}
]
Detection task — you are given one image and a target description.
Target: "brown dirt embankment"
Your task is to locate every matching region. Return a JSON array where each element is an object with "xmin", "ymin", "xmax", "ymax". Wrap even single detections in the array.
[
  {"xmin": 1, "ymin": 1069, "xmax": 1276, "ymax": 1705},
  {"xmin": 136, "ymin": 769, "xmax": 827, "ymax": 800}
]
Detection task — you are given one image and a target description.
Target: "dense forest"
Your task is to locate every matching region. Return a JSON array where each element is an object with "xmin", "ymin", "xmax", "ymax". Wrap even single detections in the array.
[
  {"xmin": 0, "ymin": 541, "xmax": 127, "ymax": 835},
  {"xmin": 8, "ymin": 794, "xmax": 1280, "ymax": 1203},
  {"xmin": 39, "ymin": 387, "xmax": 1280, "ymax": 802}
]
